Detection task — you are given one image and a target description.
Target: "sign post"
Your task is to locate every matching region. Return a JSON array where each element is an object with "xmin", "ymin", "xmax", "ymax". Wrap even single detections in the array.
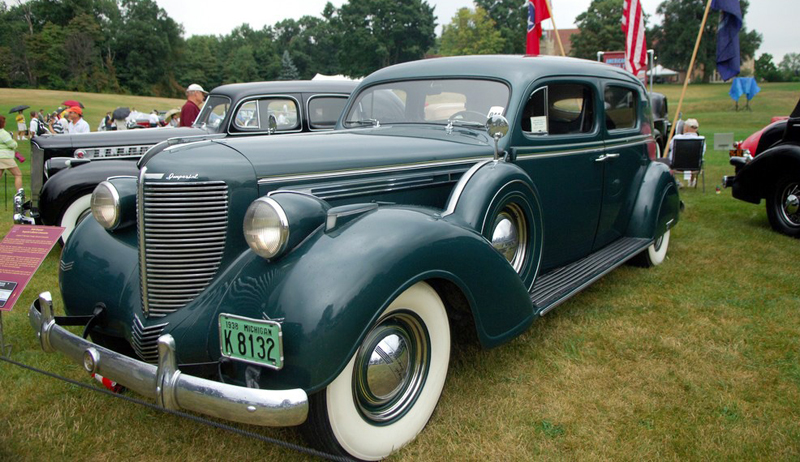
[{"xmin": 0, "ymin": 225, "xmax": 64, "ymax": 357}]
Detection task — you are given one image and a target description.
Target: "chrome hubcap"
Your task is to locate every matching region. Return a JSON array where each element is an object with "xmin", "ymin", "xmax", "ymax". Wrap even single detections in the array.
[
  {"xmin": 491, "ymin": 203, "xmax": 527, "ymax": 273},
  {"xmin": 780, "ymin": 184, "xmax": 800, "ymax": 226},
  {"xmin": 353, "ymin": 311, "xmax": 428, "ymax": 423}
]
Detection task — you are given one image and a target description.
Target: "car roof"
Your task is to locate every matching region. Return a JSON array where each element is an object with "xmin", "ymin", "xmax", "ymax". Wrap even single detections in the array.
[
  {"xmin": 210, "ymin": 80, "xmax": 358, "ymax": 99},
  {"xmin": 361, "ymin": 55, "xmax": 643, "ymax": 89}
]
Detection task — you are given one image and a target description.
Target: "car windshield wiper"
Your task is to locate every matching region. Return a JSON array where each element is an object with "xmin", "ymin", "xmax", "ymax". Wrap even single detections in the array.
[
  {"xmin": 349, "ymin": 118, "xmax": 381, "ymax": 128},
  {"xmin": 445, "ymin": 119, "xmax": 485, "ymax": 134}
]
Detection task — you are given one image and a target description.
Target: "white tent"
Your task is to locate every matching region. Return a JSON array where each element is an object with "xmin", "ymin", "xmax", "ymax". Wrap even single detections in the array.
[
  {"xmin": 646, "ymin": 65, "xmax": 678, "ymax": 77},
  {"xmin": 312, "ymin": 73, "xmax": 362, "ymax": 82}
]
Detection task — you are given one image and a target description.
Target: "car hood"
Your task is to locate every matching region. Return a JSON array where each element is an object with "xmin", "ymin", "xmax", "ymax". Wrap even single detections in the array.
[
  {"xmin": 32, "ymin": 127, "xmax": 205, "ymax": 149},
  {"xmin": 219, "ymin": 126, "xmax": 497, "ymax": 180}
]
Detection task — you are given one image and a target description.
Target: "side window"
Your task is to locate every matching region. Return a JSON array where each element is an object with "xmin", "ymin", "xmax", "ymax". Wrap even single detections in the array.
[
  {"xmin": 604, "ymin": 86, "xmax": 637, "ymax": 130},
  {"xmin": 522, "ymin": 83, "xmax": 594, "ymax": 136},
  {"xmin": 259, "ymin": 98, "xmax": 299, "ymax": 131},
  {"xmin": 308, "ymin": 96, "xmax": 347, "ymax": 130},
  {"xmin": 234, "ymin": 101, "xmax": 259, "ymax": 129}
]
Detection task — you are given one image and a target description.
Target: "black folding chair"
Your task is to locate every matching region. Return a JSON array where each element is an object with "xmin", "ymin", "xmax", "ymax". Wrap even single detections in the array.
[{"xmin": 672, "ymin": 137, "xmax": 705, "ymax": 192}]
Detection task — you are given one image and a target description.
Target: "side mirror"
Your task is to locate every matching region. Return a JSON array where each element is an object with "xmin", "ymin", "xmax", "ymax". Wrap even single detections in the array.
[
  {"xmin": 486, "ymin": 115, "xmax": 509, "ymax": 160},
  {"xmin": 267, "ymin": 115, "xmax": 278, "ymax": 135}
]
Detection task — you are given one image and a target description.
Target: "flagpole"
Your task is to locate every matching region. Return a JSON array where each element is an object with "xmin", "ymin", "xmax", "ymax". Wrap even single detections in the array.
[
  {"xmin": 664, "ymin": 0, "xmax": 713, "ymax": 159},
  {"xmin": 544, "ymin": 0, "xmax": 566, "ymax": 57}
]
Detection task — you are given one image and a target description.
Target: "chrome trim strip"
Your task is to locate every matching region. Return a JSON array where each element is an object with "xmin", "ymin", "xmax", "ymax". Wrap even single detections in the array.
[
  {"xmin": 442, "ymin": 159, "xmax": 493, "ymax": 216},
  {"xmin": 29, "ymin": 293, "xmax": 308, "ymax": 426},
  {"xmin": 259, "ymin": 157, "xmax": 489, "ymax": 185},
  {"xmin": 138, "ymin": 167, "xmax": 149, "ymax": 317}
]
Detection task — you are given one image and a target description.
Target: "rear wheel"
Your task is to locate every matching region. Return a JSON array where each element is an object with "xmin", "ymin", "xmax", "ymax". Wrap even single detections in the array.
[
  {"xmin": 632, "ymin": 229, "xmax": 670, "ymax": 267},
  {"xmin": 59, "ymin": 194, "xmax": 93, "ymax": 244},
  {"xmin": 766, "ymin": 175, "xmax": 800, "ymax": 238},
  {"xmin": 301, "ymin": 282, "xmax": 450, "ymax": 460}
]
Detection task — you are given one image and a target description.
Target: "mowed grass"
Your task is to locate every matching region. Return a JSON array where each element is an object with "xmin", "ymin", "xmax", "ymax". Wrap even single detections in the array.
[{"xmin": 1, "ymin": 83, "xmax": 799, "ymax": 461}]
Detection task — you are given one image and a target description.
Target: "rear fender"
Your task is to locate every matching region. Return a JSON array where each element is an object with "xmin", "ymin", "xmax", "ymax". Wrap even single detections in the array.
[
  {"xmin": 626, "ymin": 161, "xmax": 680, "ymax": 239},
  {"xmin": 181, "ymin": 206, "xmax": 533, "ymax": 393},
  {"xmin": 732, "ymin": 145, "xmax": 800, "ymax": 204}
]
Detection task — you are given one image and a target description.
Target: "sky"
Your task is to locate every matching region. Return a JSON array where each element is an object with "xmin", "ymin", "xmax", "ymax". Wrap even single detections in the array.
[{"xmin": 157, "ymin": 0, "xmax": 797, "ymax": 62}]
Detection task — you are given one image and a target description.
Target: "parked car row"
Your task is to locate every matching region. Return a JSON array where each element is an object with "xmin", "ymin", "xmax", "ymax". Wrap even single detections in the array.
[{"xmin": 25, "ymin": 56, "xmax": 681, "ymax": 460}]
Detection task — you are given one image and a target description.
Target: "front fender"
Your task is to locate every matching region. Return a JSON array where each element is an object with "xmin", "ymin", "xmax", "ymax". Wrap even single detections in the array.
[
  {"xmin": 732, "ymin": 144, "xmax": 800, "ymax": 204},
  {"xmin": 185, "ymin": 206, "xmax": 533, "ymax": 393},
  {"xmin": 39, "ymin": 159, "xmax": 140, "ymax": 225},
  {"xmin": 626, "ymin": 161, "xmax": 680, "ymax": 239}
]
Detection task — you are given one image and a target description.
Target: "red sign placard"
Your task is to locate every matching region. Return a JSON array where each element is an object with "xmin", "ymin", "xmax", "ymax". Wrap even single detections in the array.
[
  {"xmin": 0, "ymin": 225, "xmax": 64, "ymax": 311},
  {"xmin": 602, "ymin": 51, "xmax": 627, "ymax": 70}
]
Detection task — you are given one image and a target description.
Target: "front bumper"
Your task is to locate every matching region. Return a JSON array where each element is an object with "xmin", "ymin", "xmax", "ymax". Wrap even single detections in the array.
[
  {"xmin": 13, "ymin": 189, "xmax": 36, "ymax": 225},
  {"xmin": 29, "ymin": 292, "xmax": 308, "ymax": 427}
]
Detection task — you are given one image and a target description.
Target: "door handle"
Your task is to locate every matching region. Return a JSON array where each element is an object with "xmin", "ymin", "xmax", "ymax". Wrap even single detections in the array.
[{"xmin": 595, "ymin": 153, "xmax": 620, "ymax": 162}]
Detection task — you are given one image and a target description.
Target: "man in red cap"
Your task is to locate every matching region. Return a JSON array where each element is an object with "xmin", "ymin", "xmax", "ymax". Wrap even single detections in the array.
[
  {"xmin": 179, "ymin": 83, "xmax": 207, "ymax": 127},
  {"xmin": 66, "ymin": 106, "xmax": 90, "ymax": 134}
]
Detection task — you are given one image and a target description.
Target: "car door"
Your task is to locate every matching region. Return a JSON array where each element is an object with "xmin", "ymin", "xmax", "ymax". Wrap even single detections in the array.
[
  {"xmin": 594, "ymin": 83, "xmax": 649, "ymax": 250},
  {"xmin": 511, "ymin": 79, "xmax": 605, "ymax": 272}
]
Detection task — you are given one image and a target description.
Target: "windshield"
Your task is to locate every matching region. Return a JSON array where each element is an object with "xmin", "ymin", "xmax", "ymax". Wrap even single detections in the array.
[
  {"xmin": 195, "ymin": 95, "xmax": 230, "ymax": 133},
  {"xmin": 344, "ymin": 79, "xmax": 510, "ymax": 128}
]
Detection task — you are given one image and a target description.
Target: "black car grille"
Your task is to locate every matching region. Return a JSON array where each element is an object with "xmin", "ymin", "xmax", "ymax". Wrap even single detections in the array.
[
  {"xmin": 139, "ymin": 178, "xmax": 228, "ymax": 318},
  {"xmin": 131, "ymin": 316, "xmax": 168, "ymax": 363}
]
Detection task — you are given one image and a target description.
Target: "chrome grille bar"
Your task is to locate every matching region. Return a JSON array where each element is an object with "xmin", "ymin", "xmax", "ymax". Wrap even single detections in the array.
[
  {"xmin": 138, "ymin": 169, "xmax": 228, "ymax": 317},
  {"xmin": 131, "ymin": 316, "xmax": 169, "ymax": 363}
]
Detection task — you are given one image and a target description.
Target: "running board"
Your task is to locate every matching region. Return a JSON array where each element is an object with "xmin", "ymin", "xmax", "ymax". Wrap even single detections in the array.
[{"xmin": 531, "ymin": 237, "xmax": 651, "ymax": 316}]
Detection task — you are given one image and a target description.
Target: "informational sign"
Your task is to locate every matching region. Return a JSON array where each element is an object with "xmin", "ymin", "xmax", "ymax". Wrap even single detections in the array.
[
  {"xmin": 0, "ymin": 225, "xmax": 64, "ymax": 311},
  {"xmin": 601, "ymin": 51, "xmax": 627, "ymax": 70}
]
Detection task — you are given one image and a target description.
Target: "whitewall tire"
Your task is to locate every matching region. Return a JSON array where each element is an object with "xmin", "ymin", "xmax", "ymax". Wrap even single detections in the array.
[{"xmin": 59, "ymin": 194, "xmax": 93, "ymax": 244}]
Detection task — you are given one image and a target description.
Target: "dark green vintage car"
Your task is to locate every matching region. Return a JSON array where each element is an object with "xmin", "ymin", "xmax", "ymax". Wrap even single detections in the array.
[{"xmin": 29, "ymin": 55, "xmax": 680, "ymax": 460}]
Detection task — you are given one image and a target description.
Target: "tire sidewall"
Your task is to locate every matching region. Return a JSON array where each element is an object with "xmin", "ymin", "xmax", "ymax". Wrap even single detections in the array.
[
  {"xmin": 646, "ymin": 229, "xmax": 670, "ymax": 266},
  {"xmin": 325, "ymin": 282, "xmax": 450, "ymax": 460},
  {"xmin": 767, "ymin": 176, "xmax": 800, "ymax": 237},
  {"xmin": 59, "ymin": 194, "xmax": 93, "ymax": 243}
]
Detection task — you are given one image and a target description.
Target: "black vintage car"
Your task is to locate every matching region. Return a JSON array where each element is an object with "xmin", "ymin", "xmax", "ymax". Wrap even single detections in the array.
[
  {"xmin": 14, "ymin": 80, "xmax": 356, "ymax": 241},
  {"xmin": 649, "ymin": 91, "xmax": 671, "ymax": 155},
  {"xmin": 724, "ymin": 98, "xmax": 800, "ymax": 237}
]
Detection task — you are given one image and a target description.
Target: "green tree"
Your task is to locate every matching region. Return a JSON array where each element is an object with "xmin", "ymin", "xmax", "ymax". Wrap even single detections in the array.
[
  {"xmin": 440, "ymin": 7, "xmax": 504, "ymax": 56},
  {"xmin": 335, "ymin": 0, "xmax": 436, "ymax": 77},
  {"xmin": 26, "ymin": 22, "xmax": 67, "ymax": 88},
  {"xmin": 651, "ymin": 0, "xmax": 762, "ymax": 82},
  {"xmin": 278, "ymin": 50, "xmax": 300, "ymax": 80},
  {"xmin": 778, "ymin": 53, "xmax": 800, "ymax": 81},
  {"xmin": 177, "ymin": 35, "xmax": 222, "ymax": 90},
  {"xmin": 570, "ymin": 0, "xmax": 626, "ymax": 59},
  {"xmin": 474, "ymin": 0, "xmax": 526, "ymax": 54},
  {"xmin": 754, "ymin": 53, "xmax": 781, "ymax": 82}
]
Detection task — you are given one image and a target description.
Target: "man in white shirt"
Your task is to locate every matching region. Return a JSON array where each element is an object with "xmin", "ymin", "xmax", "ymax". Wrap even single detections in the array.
[
  {"xmin": 660, "ymin": 118, "xmax": 706, "ymax": 187},
  {"xmin": 66, "ymin": 106, "xmax": 90, "ymax": 134},
  {"xmin": 29, "ymin": 111, "xmax": 41, "ymax": 136},
  {"xmin": 148, "ymin": 110, "xmax": 160, "ymax": 127}
]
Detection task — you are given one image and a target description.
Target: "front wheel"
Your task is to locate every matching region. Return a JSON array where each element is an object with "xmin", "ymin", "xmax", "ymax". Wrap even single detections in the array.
[
  {"xmin": 301, "ymin": 282, "xmax": 451, "ymax": 460},
  {"xmin": 631, "ymin": 229, "xmax": 670, "ymax": 267},
  {"xmin": 766, "ymin": 175, "xmax": 800, "ymax": 238},
  {"xmin": 59, "ymin": 193, "xmax": 93, "ymax": 244}
]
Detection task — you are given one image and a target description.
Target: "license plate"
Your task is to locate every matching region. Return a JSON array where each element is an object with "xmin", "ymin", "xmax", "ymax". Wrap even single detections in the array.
[{"xmin": 219, "ymin": 313, "xmax": 283, "ymax": 370}]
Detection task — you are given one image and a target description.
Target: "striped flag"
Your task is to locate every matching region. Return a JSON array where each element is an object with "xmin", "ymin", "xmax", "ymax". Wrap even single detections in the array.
[{"xmin": 621, "ymin": 0, "xmax": 647, "ymax": 75}]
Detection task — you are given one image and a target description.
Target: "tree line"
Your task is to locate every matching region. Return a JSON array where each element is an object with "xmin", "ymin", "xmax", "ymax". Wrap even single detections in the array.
[{"xmin": 0, "ymin": 0, "xmax": 782, "ymax": 99}]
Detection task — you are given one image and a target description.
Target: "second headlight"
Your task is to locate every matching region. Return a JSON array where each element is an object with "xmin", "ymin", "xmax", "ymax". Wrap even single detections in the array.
[{"xmin": 91, "ymin": 181, "xmax": 121, "ymax": 230}]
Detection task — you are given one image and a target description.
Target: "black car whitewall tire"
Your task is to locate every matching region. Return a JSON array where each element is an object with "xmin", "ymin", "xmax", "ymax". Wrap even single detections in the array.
[
  {"xmin": 766, "ymin": 175, "xmax": 800, "ymax": 238},
  {"xmin": 633, "ymin": 229, "xmax": 670, "ymax": 267},
  {"xmin": 303, "ymin": 281, "xmax": 450, "ymax": 460},
  {"xmin": 59, "ymin": 193, "xmax": 93, "ymax": 243}
]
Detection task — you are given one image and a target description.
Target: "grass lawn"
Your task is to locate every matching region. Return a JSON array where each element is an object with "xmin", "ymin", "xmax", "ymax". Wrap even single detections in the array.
[{"xmin": 0, "ymin": 83, "xmax": 799, "ymax": 461}]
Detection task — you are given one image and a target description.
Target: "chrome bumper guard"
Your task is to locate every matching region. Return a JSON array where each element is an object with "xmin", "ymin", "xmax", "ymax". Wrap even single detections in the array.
[
  {"xmin": 13, "ymin": 189, "xmax": 36, "ymax": 225},
  {"xmin": 29, "ymin": 292, "xmax": 308, "ymax": 427}
]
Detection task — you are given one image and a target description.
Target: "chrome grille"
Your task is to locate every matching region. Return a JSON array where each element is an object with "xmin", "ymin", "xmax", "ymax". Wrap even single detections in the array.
[
  {"xmin": 76, "ymin": 145, "xmax": 152, "ymax": 159},
  {"xmin": 131, "ymin": 316, "xmax": 168, "ymax": 363},
  {"xmin": 139, "ymin": 175, "xmax": 228, "ymax": 317}
]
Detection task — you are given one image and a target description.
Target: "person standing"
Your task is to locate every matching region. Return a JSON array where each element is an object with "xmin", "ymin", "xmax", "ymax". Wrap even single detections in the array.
[
  {"xmin": 49, "ymin": 111, "xmax": 65, "ymax": 134},
  {"xmin": 0, "ymin": 115, "xmax": 23, "ymax": 190},
  {"xmin": 149, "ymin": 109, "xmax": 160, "ymax": 127},
  {"xmin": 179, "ymin": 83, "xmax": 207, "ymax": 127},
  {"xmin": 66, "ymin": 106, "xmax": 90, "ymax": 134},
  {"xmin": 29, "ymin": 110, "xmax": 40, "ymax": 137},
  {"xmin": 15, "ymin": 110, "xmax": 26, "ymax": 140}
]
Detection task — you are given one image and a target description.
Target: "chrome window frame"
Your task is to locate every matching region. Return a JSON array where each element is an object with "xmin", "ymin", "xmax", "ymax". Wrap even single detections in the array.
[
  {"xmin": 227, "ymin": 94, "xmax": 303, "ymax": 136},
  {"xmin": 195, "ymin": 94, "xmax": 232, "ymax": 133},
  {"xmin": 306, "ymin": 94, "xmax": 349, "ymax": 132}
]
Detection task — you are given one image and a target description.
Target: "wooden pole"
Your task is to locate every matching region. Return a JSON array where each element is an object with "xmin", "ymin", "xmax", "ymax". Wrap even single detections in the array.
[
  {"xmin": 664, "ymin": 0, "xmax": 713, "ymax": 159},
  {"xmin": 544, "ymin": 0, "xmax": 566, "ymax": 57}
]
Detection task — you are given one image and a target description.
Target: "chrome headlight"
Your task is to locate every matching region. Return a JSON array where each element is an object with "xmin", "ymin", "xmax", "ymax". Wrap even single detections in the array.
[
  {"xmin": 244, "ymin": 197, "xmax": 289, "ymax": 259},
  {"xmin": 91, "ymin": 181, "xmax": 121, "ymax": 230}
]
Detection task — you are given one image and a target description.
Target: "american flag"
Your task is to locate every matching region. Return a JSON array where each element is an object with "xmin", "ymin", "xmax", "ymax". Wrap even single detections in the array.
[{"xmin": 621, "ymin": 0, "xmax": 647, "ymax": 75}]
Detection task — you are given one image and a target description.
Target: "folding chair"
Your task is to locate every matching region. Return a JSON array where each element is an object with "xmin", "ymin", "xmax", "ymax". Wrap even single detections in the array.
[{"xmin": 671, "ymin": 137, "xmax": 705, "ymax": 192}]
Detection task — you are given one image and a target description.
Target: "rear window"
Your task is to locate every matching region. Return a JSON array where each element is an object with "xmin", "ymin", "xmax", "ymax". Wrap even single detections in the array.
[
  {"xmin": 308, "ymin": 96, "xmax": 348, "ymax": 129},
  {"xmin": 521, "ymin": 83, "xmax": 595, "ymax": 136},
  {"xmin": 604, "ymin": 86, "xmax": 638, "ymax": 130}
]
